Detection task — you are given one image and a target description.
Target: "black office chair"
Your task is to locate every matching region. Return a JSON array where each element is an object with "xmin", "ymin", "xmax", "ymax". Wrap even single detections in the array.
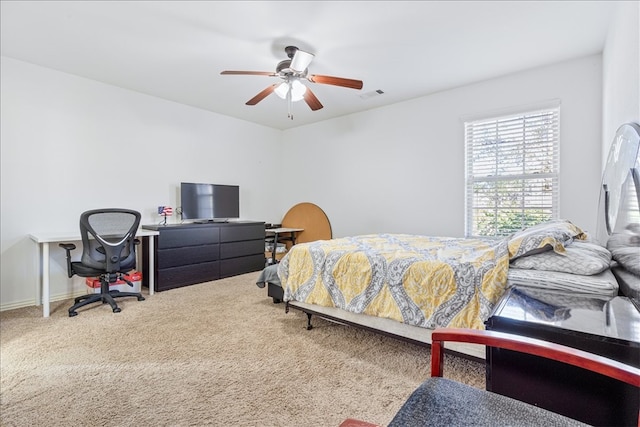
[{"xmin": 60, "ymin": 208, "xmax": 145, "ymax": 317}]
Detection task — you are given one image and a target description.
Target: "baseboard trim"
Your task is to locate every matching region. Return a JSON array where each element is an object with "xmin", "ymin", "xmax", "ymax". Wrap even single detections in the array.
[{"xmin": 1, "ymin": 290, "xmax": 88, "ymax": 313}]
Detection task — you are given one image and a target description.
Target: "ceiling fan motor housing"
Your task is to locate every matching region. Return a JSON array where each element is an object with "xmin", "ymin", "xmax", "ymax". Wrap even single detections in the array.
[
  {"xmin": 277, "ymin": 46, "xmax": 314, "ymax": 76},
  {"xmin": 276, "ymin": 59, "xmax": 294, "ymax": 75},
  {"xmin": 284, "ymin": 45, "xmax": 299, "ymax": 59}
]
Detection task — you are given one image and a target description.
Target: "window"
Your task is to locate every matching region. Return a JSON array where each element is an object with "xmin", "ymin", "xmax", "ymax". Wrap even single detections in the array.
[{"xmin": 465, "ymin": 104, "xmax": 560, "ymax": 237}]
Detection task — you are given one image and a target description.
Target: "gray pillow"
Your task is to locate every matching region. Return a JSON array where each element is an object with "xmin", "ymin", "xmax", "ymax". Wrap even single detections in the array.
[
  {"xmin": 507, "ymin": 219, "xmax": 586, "ymax": 260},
  {"xmin": 510, "ymin": 241, "xmax": 611, "ymax": 275}
]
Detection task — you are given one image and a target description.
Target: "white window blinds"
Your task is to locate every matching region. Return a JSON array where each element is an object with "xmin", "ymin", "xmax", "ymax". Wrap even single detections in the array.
[{"xmin": 465, "ymin": 105, "xmax": 560, "ymax": 237}]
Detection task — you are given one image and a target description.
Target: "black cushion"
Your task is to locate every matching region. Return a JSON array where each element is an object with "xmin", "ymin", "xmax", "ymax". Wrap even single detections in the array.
[
  {"xmin": 388, "ymin": 377, "xmax": 587, "ymax": 427},
  {"xmin": 70, "ymin": 256, "xmax": 135, "ymax": 278}
]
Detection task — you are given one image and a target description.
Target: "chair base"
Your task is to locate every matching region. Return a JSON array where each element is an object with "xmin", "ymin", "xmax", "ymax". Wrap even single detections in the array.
[{"xmin": 69, "ymin": 290, "xmax": 145, "ymax": 317}]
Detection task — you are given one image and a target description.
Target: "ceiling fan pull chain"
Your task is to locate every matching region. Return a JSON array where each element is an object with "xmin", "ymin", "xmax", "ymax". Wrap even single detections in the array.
[{"xmin": 287, "ymin": 88, "xmax": 293, "ymax": 120}]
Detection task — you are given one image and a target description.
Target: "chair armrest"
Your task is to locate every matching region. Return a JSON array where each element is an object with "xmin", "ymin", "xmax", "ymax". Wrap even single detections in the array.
[
  {"xmin": 430, "ymin": 328, "xmax": 640, "ymax": 388},
  {"xmin": 338, "ymin": 418, "xmax": 381, "ymax": 427},
  {"xmin": 58, "ymin": 243, "xmax": 76, "ymax": 278}
]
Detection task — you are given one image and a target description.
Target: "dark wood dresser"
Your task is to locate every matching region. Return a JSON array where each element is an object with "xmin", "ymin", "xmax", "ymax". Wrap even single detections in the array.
[
  {"xmin": 142, "ymin": 221, "xmax": 265, "ymax": 292},
  {"xmin": 485, "ymin": 286, "xmax": 640, "ymax": 426}
]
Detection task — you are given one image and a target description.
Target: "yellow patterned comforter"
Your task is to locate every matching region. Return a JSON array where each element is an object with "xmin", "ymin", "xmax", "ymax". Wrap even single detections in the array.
[{"xmin": 279, "ymin": 234, "xmax": 510, "ymax": 330}]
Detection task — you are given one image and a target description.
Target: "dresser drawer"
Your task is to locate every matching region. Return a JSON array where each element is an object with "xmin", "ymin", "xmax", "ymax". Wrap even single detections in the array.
[
  {"xmin": 156, "ymin": 261, "xmax": 220, "ymax": 291},
  {"xmin": 158, "ymin": 227, "xmax": 219, "ymax": 249},
  {"xmin": 157, "ymin": 244, "xmax": 219, "ymax": 268},
  {"xmin": 220, "ymin": 223, "xmax": 264, "ymax": 242},
  {"xmin": 220, "ymin": 254, "xmax": 265, "ymax": 278},
  {"xmin": 220, "ymin": 239, "xmax": 264, "ymax": 259}
]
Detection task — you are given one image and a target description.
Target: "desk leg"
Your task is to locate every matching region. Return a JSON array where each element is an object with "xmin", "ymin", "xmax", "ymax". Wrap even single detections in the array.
[
  {"xmin": 147, "ymin": 236, "xmax": 155, "ymax": 296},
  {"xmin": 42, "ymin": 242, "xmax": 50, "ymax": 318},
  {"xmin": 272, "ymin": 232, "xmax": 279, "ymax": 264}
]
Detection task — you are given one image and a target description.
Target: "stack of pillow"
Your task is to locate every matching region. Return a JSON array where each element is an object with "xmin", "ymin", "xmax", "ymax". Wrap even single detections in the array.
[{"xmin": 505, "ymin": 219, "xmax": 618, "ymax": 296}]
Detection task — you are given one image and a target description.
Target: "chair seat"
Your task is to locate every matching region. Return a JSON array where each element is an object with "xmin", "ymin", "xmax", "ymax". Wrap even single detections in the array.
[
  {"xmin": 388, "ymin": 377, "xmax": 588, "ymax": 427},
  {"xmin": 70, "ymin": 260, "xmax": 135, "ymax": 278}
]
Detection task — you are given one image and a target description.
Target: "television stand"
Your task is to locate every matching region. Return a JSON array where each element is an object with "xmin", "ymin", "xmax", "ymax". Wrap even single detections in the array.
[{"xmin": 141, "ymin": 221, "xmax": 266, "ymax": 292}]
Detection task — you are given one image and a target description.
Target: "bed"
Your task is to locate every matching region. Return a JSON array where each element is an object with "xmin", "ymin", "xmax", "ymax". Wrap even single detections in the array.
[{"xmin": 261, "ymin": 122, "xmax": 640, "ymax": 359}]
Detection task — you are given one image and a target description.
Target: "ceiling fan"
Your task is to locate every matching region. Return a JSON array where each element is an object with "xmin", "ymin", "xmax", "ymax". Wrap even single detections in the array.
[{"xmin": 221, "ymin": 46, "xmax": 363, "ymax": 119}]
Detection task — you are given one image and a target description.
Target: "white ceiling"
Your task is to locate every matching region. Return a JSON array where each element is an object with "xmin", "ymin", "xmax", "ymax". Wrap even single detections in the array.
[{"xmin": 1, "ymin": 1, "xmax": 617, "ymax": 130}]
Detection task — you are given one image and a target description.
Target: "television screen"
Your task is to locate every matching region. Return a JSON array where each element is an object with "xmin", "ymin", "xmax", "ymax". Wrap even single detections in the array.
[{"xmin": 180, "ymin": 183, "xmax": 240, "ymax": 221}]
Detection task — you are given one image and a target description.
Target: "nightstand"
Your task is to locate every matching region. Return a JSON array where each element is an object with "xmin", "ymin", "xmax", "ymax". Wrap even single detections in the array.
[{"xmin": 485, "ymin": 286, "xmax": 640, "ymax": 426}]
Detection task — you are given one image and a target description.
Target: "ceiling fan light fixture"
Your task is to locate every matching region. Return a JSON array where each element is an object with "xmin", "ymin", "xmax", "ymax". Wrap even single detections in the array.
[
  {"xmin": 274, "ymin": 82, "xmax": 289, "ymax": 99},
  {"xmin": 290, "ymin": 80, "xmax": 307, "ymax": 102},
  {"xmin": 290, "ymin": 50, "xmax": 314, "ymax": 73}
]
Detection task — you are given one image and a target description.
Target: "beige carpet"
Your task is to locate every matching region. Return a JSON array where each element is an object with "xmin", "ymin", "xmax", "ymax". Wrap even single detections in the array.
[{"xmin": 0, "ymin": 272, "xmax": 484, "ymax": 426}]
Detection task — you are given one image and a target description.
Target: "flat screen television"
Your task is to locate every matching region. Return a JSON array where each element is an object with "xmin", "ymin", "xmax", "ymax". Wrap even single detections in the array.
[{"xmin": 180, "ymin": 182, "xmax": 240, "ymax": 222}]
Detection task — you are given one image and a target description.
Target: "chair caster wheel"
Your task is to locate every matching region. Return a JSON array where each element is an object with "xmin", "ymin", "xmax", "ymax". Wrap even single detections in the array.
[
  {"xmin": 69, "ymin": 311, "xmax": 78, "ymax": 317},
  {"xmin": 113, "ymin": 307, "xmax": 121, "ymax": 313},
  {"xmin": 137, "ymin": 296, "xmax": 145, "ymax": 301}
]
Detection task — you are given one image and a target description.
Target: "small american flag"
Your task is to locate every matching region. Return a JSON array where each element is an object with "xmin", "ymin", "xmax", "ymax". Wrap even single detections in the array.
[{"xmin": 158, "ymin": 206, "xmax": 173, "ymax": 216}]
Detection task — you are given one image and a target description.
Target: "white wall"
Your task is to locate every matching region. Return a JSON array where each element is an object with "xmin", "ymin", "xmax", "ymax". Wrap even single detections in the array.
[
  {"xmin": 0, "ymin": 57, "xmax": 283, "ymax": 309},
  {"xmin": 281, "ymin": 55, "xmax": 604, "ymax": 240},
  {"xmin": 602, "ymin": 1, "xmax": 640, "ymax": 162},
  {"xmin": 1, "ymin": 38, "xmax": 628, "ymax": 311}
]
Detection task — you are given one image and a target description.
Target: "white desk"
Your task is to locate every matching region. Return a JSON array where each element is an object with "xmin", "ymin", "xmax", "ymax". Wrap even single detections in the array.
[{"xmin": 29, "ymin": 229, "xmax": 159, "ymax": 317}]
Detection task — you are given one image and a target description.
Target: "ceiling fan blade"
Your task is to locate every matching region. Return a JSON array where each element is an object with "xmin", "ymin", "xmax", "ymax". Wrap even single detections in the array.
[
  {"xmin": 221, "ymin": 71, "xmax": 277, "ymax": 77},
  {"xmin": 303, "ymin": 87, "xmax": 323, "ymax": 111},
  {"xmin": 246, "ymin": 84, "xmax": 278, "ymax": 105},
  {"xmin": 290, "ymin": 49, "xmax": 314, "ymax": 73},
  {"xmin": 308, "ymin": 74, "xmax": 363, "ymax": 90}
]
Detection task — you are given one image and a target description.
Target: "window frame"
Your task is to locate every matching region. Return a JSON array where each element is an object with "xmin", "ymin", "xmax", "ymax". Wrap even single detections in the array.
[{"xmin": 464, "ymin": 102, "xmax": 561, "ymax": 238}]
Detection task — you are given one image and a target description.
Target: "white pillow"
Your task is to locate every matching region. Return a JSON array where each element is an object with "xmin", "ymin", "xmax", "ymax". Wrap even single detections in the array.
[{"xmin": 510, "ymin": 241, "xmax": 611, "ymax": 275}]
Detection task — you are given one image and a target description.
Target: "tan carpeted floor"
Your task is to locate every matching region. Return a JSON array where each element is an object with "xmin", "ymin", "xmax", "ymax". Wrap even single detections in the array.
[{"xmin": 0, "ymin": 272, "xmax": 484, "ymax": 426}]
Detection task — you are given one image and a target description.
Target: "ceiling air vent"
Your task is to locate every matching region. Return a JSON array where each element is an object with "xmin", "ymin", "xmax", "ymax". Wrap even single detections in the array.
[{"xmin": 359, "ymin": 89, "xmax": 384, "ymax": 100}]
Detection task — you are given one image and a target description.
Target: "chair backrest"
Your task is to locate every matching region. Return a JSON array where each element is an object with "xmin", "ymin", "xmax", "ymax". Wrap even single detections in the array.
[{"xmin": 78, "ymin": 209, "xmax": 141, "ymax": 273}]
